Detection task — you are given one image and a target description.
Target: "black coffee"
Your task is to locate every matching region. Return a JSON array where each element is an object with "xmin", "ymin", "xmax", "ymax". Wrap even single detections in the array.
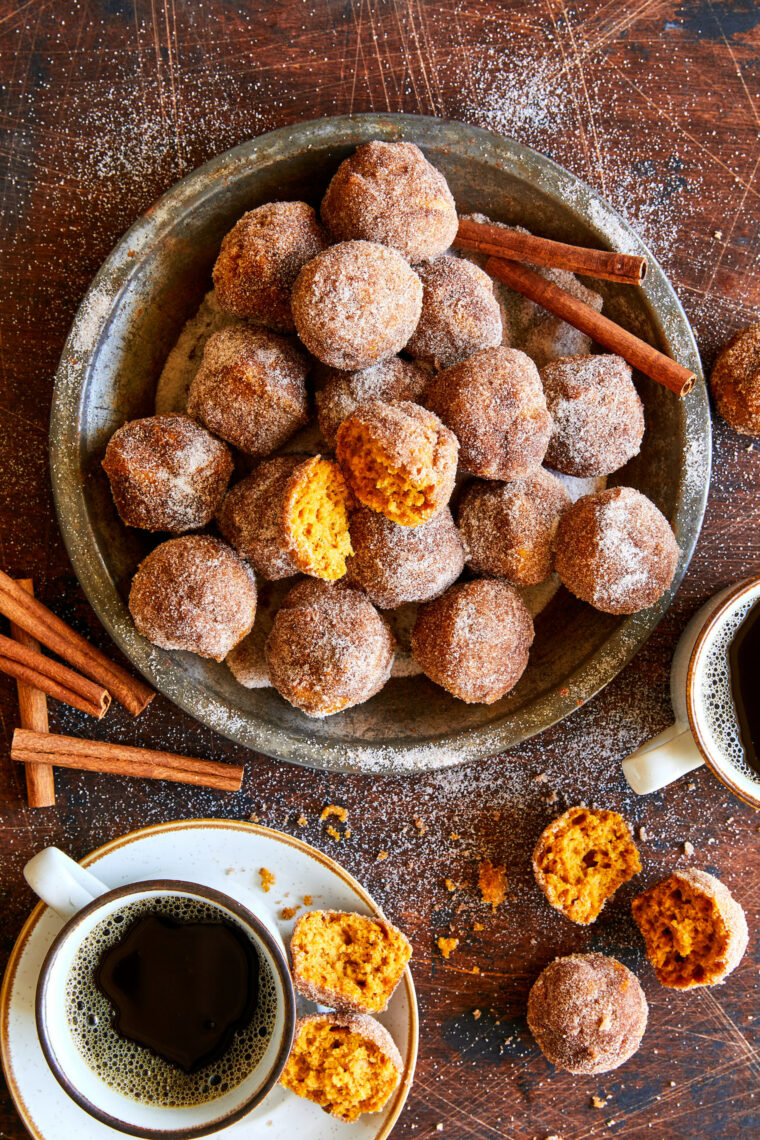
[
  {"xmin": 96, "ymin": 912, "xmax": 259, "ymax": 1073},
  {"xmin": 65, "ymin": 896, "xmax": 277, "ymax": 1107},
  {"xmin": 728, "ymin": 598, "xmax": 760, "ymax": 777}
]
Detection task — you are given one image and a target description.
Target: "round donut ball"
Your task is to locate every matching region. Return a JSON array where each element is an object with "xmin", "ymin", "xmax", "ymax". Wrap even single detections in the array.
[
  {"xmin": 710, "ymin": 321, "xmax": 760, "ymax": 435},
  {"xmin": 321, "ymin": 140, "xmax": 458, "ymax": 263},
  {"xmin": 541, "ymin": 354, "xmax": 645, "ymax": 477},
  {"xmin": 425, "ymin": 346, "xmax": 552, "ymax": 480},
  {"xmin": 217, "ymin": 455, "xmax": 303, "ymax": 581},
  {"xmin": 212, "ymin": 201, "xmax": 328, "ymax": 333},
  {"xmin": 291, "ymin": 241, "xmax": 423, "ymax": 370},
  {"xmin": 405, "ymin": 257, "xmax": 502, "ymax": 368},
  {"xmin": 265, "ymin": 580, "xmax": 395, "ymax": 717},
  {"xmin": 458, "ymin": 470, "xmax": 571, "ymax": 585},
  {"xmin": 187, "ymin": 325, "xmax": 309, "ymax": 456},
  {"xmin": 527, "ymin": 953, "xmax": 648, "ymax": 1075},
  {"xmin": 102, "ymin": 414, "xmax": 233, "ymax": 533},
  {"xmin": 336, "ymin": 400, "xmax": 458, "ymax": 527},
  {"xmin": 554, "ymin": 486, "xmax": 679, "ymax": 614},
  {"xmin": 129, "ymin": 535, "xmax": 257, "ymax": 661},
  {"xmin": 345, "ymin": 506, "xmax": 465, "ymax": 609},
  {"xmin": 411, "ymin": 579, "xmax": 534, "ymax": 704},
  {"xmin": 315, "ymin": 357, "xmax": 429, "ymax": 449}
]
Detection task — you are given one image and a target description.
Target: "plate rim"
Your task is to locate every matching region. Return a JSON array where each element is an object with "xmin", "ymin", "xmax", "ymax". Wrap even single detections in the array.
[
  {"xmin": 49, "ymin": 111, "xmax": 712, "ymax": 773},
  {"xmin": 0, "ymin": 818, "xmax": 419, "ymax": 1140}
]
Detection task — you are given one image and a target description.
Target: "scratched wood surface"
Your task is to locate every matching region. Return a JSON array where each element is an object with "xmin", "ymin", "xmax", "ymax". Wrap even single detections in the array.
[{"xmin": 2, "ymin": 2, "xmax": 760, "ymax": 1137}]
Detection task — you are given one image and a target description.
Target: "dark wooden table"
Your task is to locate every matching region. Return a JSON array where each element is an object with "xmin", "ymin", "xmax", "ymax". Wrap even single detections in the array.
[{"xmin": 2, "ymin": 2, "xmax": 760, "ymax": 1137}]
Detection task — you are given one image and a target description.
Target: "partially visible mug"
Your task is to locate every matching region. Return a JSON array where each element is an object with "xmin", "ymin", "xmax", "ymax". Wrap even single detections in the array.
[
  {"xmin": 24, "ymin": 846, "xmax": 296, "ymax": 1139},
  {"xmin": 623, "ymin": 576, "xmax": 760, "ymax": 807}
]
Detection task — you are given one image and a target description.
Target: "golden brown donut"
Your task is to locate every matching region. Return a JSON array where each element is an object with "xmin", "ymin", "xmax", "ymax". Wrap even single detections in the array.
[
  {"xmin": 314, "ymin": 356, "xmax": 429, "ymax": 449},
  {"xmin": 554, "ymin": 487, "xmax": 680, "ymax": 615},
  {"xmin": 291, "ymin": 241, "xmax": 422, "ymax": 370},
  {"xmin": 425, "ymin": 346, "xmax": 552, "ymax": 480},
  {"xmin": 405, "ymin": 256, "xmax": 502, "ymax": 368},
  {"xmin": 102, "ymin": 414, "xmax": 233, "ymax": 533},
  {"xmin": 129, "ymin": 535, "xmax": 257, "ymax": 661},
  {"xmin": 411, "ymin": 579, "xmax": 534, "ymax": 703},
  {"xmin": 187, "ymin": 325, "xmax": 309, "ymax": 456},
  {"xmin": 321, "ymin": 140, "xmax": 458, "ymax": 263},
  {"xmin": 212, "ymin": 201, "xmax": 328, "ymax": 333}
]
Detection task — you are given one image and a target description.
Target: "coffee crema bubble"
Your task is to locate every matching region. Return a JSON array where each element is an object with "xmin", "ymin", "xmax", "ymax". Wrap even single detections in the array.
[
  {"xmin": 64, "ymin": 896, "xmax": 277, "ymax": 1108},
  {"xmin": 696, "ymin": 594, "xmax": 760, "ymax": 786}
]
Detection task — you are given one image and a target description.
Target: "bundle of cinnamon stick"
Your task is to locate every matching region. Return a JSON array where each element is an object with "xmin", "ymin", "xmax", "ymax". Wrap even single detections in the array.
[
  {"xmin": 453, "ymin": 217, "xmax": 696, "ymax": 398},
  {"xmin": 1, "ymin": 573, "xmax": 244, "ymax": 805}
]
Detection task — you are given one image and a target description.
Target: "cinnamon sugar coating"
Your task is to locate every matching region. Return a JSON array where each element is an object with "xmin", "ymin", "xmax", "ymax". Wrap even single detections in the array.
[
  {"xmin": 527, "ymin": 953, "xmax": 648, "ymax": 1075},
  {"xmin": 710, "ymin": 321, "xmax": 760, "ymax": 436},
  {"xmin": 291, "ymin": 241, "xmax": 422, "ymax": 370},
  {"xmin": 632, "ymin": 869, "xmax": 748, "ymax": 988},
  {"xmin": 555, "ymin": 487, "xmax": 679, "ymax": 615},
  {"xmin": 337, "ymin": 400, "xmax": 458, "ymax": 527},
  {"xmin": 129, "ymin": 535, "xmax": 257, "ymax": 661},
  {"xmin": 102, "ymin": 414, "xmax": 233, "ymax": 533},
  {"xmin": 345, "ymin": 505, "xmax": 465, "ymax": 609},
  {"xmin": 212, "ymin": 201, "xmax": 328, "ymax": 333},
  {"xmin": 411, "ymin": 579, "xmax": 534, "ymax": 704},
  {"xmin": 541, "ymin": 354, "xmax": 645, "ymax": 477},
  {"xmin": 265, "ymin": 579, "xmax": 395, "ymax": 717},
  {"xmin": 405, "ymin": 256, "xmax": 502, "ymax": 368},
  {"xmin": 458, "ymin": 469, "xmax": 571, "ymax": 585},
  {"xmin": 187, "ymin": 324, "xmax": 309, "ymax": 456},
  {"xmin": 218, "ymin": 454, "xmax": 353, "ymax": 581},
  {"xmin": 425, "ymin": 346, "xmax": 552, "ymax": 480},
  {"xmin": 321, "ymin": 140, "xmax": 458, "ymax": 263},
  {"xmin": 314, "ymin": 356, "xmax": 429, "ymax": 449}
]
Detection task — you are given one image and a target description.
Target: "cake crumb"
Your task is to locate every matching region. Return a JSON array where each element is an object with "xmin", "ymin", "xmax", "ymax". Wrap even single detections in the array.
[
  {"xmin": 297, "ymin": 814, "xmax": 307, "ymax": 827},
  {"xmin": 437, "ymin": 936, "xmax": 459, "ymax": 959},
  {"xmin": 376, "ymin": 850, "xmax": 389, "ymax": 861},
  {"xmin": 545, "ymin": 790, "xmax": 559, "ymax": 804},
  {"xmin": 687, "ymin": 782, "xmax": 696, "ymax": 791},
  {"xmin": 444, "ymin": 878, "xmax": 457, "ymax": 892},
  {"xmin": 473, "ymin": 1008, "xmax": 482, "ymax": 1019},
  {"xmin": 474, "ymin": 922, "xmax": 484, "ymax": 931},
  {"xmin": 249, "ymin": 813, "xmax": 260, "ymax": 823},
  {"xmin": 478, "ymin": 859, "xmax": 508, "ymax": 908},
  {"xmin": 414, "ymin": 816, "xmax": 427, "ymax": 833},
  {"xmin": 639, "ymin": 826, "xmax": 649, "ymax": 841},
  {"xmin": 303, "ymin": 895, "xmax": 313, "ymax": 905},
  {"xmin": 327, "ymin": 825, "xmax": 342, "ymax": 841},
  {"xmin": 471, "ymin": 965, "xmax": 480, "ymax": 974},
  {"xmin": 591, "ymin": 1095, "xmax": 608, "ymax": 1108},
  {"xmin": 450, "ymin": 833, "xmax": 460, "ymax": 840},
  {"xmin": 345, "ymin": 828, "xmax": 352, "ymax": 838},
  {"xmin": 280, "ymin": 906, "xmax": 298, "ymax": 920},
  {"xmin": 683, "ymin": 840, "xmax": 695, "ymax": 856},
  {"xmin": 321, "ymin": 804, "xmax": 347, "ymax": 822},
  {"xmin": 714, "ymin": 229, "xmax": 723, "ymax": 239},
  {"xmin": 259, "ymin": 867, "xmax": 275, "ymax": 893},
  {"xmin": 534, "ymin": 771, "xmax": 548, "ymax": 783}
]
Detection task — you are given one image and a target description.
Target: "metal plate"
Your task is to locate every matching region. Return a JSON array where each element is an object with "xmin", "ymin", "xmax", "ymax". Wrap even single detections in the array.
[{"xmin": 49, "ymin": 113, "xmax": 711, "ymax": 774}]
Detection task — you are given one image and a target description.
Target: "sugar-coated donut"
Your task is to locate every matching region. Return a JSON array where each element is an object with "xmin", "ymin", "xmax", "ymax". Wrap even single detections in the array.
[
  {"xmin": 405, "ymin": 256, "xmax": 502, "ymax": 368},
  {"xmin": 314, "ymin": 357, "xmax": 429, "ymax": 449}
]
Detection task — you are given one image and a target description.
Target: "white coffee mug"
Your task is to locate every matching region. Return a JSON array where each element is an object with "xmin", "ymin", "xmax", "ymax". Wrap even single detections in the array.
[
  {"xmin": 25, "ymin": 847, "xmax": 296, "ymax": 1138},
  {"xmin": 623, "ymin": 576, "xmax": 760, "ymax": 807}
]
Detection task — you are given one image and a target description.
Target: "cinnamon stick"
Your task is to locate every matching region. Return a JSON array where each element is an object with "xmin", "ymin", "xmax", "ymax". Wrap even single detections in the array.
[
  {"xmin": 11, "ymin": 729, "xmax": 244, "ymax": 793},
  {"xmin": 485, "ymin": 257, "xmax": 696, "ymax": 398},
  {"xmin": 0, "ymin": 569, "xmax": 154, "ymax": 716},
  {"xmin": 455, "ymin": 217, "xmax": 648, "ymax": 285},
  {"xmin": 10, "ymin": 580, "xmax": 55, "ymax": 808},
  {"xmin": 0, "ymin": 633, "xmax": 111, "ymax": 719}
]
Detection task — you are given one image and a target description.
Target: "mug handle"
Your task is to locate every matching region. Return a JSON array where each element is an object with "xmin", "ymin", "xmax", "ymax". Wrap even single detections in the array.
[
  {"xmin": 622, "ymin": 723, "xmax": 704, "ymax": 795},
  {"xmin": 24, "ymin": 847, "xmax": 110, "ymax": 921}
]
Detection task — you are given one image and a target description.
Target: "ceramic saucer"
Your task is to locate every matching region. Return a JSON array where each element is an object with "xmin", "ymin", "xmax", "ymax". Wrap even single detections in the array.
[{"xmin": 0, "ymin": 819, "xmax": 418, "ymax": 1139}]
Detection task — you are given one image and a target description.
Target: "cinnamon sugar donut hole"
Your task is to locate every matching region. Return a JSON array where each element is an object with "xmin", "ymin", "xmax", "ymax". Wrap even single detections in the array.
[
  {"xmin": 102, "ymin": 414, "xmax": 233, "ymax": 533},
  {"xmin": 336, "ymin": 400, "xmax": 459, "ymax": 527},
  {"xmin": 291, "ymin": 241, "xmax": 422, "ymax": 371},
  {"xmin": 405, "ymin": 256, "xmax": 502, "ymax": 369},
  {"xmin": 212, "ymin": 201, "xmax": 328, "ymax": 333},
  {"xmin": 187, "ymin": 325, "xmax": 309, "ymax": 456},
  {"xmin": 541, "ymin": 354, "xmax": 645, "ymax": 477},
  {"xmin": 457, "ymin": 469, "xmax": 571, "ymax": 585},
  {"xmin": 411, "ymin": 579, "xmax": 534, "ymax": 704},
  {"xmin": 129, "ymin": 535, "xmax": 257, "ymax": 661},
  {"xmin": 218, "ymin": 454, "xmax": 353, "ymax": 582},
  {"xmin": 527, "ymin": 953, "xmax": 648, "ymax": 1075},
  {"xmin": 345, "ymin": 505, "xmax": 465, "ymax": 609},
  {"xmin": 320, "ymin": 141, "xmax": 458, "ymax": 263},
  {"xmin": 425, "ymin": 346, "xmax": 552, "ymax": 480},
  {"xmin": 710, "ymin": 321, "xmax": 760, "ymax": 436},
  {"xmin": 555, "ymin": 487, "xmax": 679, "ymax": 614},
  {"xmin": 314, "ymin": 357, "xmax": 429, "ymax": 449},
  {"xmin": 265, "ymin": 580, "xmax": 394, "ymax": 718}
]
